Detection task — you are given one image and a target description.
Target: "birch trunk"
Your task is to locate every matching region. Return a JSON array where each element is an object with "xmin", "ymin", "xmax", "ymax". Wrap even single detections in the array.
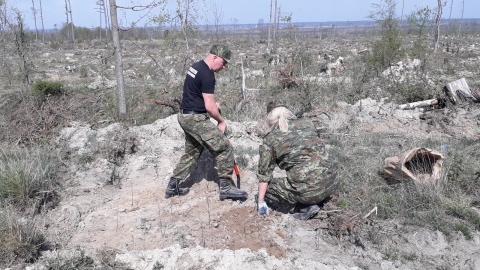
[
  {"xmin": 433, "ymin": 0, "xmax": 442, "ymax": 53},
  {"xmin": 109, "ymin": 0, "xmax": 127, "ymax": 118}
]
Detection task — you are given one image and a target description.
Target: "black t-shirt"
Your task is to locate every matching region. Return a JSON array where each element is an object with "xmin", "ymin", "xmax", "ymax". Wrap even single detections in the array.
[{"xmin": 180, "ymin": 60, "xmax": 215, "ymax": 112}]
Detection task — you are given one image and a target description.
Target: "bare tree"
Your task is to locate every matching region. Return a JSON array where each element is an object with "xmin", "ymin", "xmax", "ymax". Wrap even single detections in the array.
[
  {"xmin": 448, "ymin": 0, "xmax": 453, "ymax": 23},
  {"xmin": 433, "ymin": 0, "xmax": 443, "ymax": 52},
  {"xmin": 458, "ymin": 0, "xmax": 464, "ymax": 35},
  {"xmin": 209, "ymin": 0, "xmax": 223, "ymax": 41},
  {"xmin": 64, "ymin": 0, "xmax": 69, "ymax": 39},
  {"xmin": 175, "ymin": 0, "xmax": 194, "ymax": 70},
  {"xmin": 13, "ymin": 11, "xmax": 32, "ymax": 89},
  {"xmin": 1, "ymin": 0, "xmax": 5, "ymax": 26},
  {"xmin": 104, "ymin": 0, "xmax": 110, "ymax": 38},
  {"xmin": 108, "ymin": 0, "xmax": 127, "ymax": 118},
  {"xmin": 30, "ymin": 0, "xmax": 38, "ymax": 41},
  {"xmin": 1, "ymin": 0, "xmax": 33, "ymax": 90},
  {"xmin": 64, "ymin": 0, "xmax": 74, "ymax": 43},
  {"xmin": 272, "ymin": 0, "xmax": 277, "ymax": 53},
  {"xmin": 96, "ymin": 0, "xmax": 105, "ymax": 40},
  {"xmin": 107, "ymin": 0, "xmax": 168, "ymax": 118},
  {"xmin": 39, "ymin": 0, "xmax": 44, "ymax": 42},
  {"xmin": 267, "ymin": 0, "xmax": 272, "ymax": 53},
  {"xmin": 258, "ymin": 18, "xmax": 265, "ymax": 41},
  {"xmin": 447, "ymin": 0, "xmax": 453, "ymax": 33},
  {"xmin": 401, "ymin": 0, "xmax": 404, "ymax": 19},
  {"xmin": 66, "ymin": 0, "xmax": 74, "ymax": 43},
  {"xmin": 0, "ymin": 0, "xmax": 5, "ymax": 28}
]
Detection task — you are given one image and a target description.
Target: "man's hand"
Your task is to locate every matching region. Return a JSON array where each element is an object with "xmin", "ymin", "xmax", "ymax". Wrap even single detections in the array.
[
  {"xmin": 203, "ymin": 93, "xmax": 224, "ymax": 129},
  {"xmin": 258, "ymin": 201, "xmax": 269, "ymax": 217},
  {"xmin": 217, "ymin": 121, "xmax": 227, "ymax": 133}
]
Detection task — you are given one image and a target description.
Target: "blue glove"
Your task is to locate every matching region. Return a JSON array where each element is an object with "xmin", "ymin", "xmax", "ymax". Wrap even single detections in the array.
[{"xmin": 258, "ymin": 201, "xmax": 269, "ymax": 217}]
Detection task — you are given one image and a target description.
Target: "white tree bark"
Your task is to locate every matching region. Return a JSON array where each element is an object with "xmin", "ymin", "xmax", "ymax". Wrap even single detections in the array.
[{"xmin": 397, "ymin": 99, "xmax": 439, "ymax": 110}]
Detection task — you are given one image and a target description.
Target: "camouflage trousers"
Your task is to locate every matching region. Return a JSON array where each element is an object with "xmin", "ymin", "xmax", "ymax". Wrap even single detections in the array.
[
  {"xmin": 171, "ymin": 113, "xmax": 234, "ymax": 184},
  {"xmin": 265, "ymin": 161, "xmax": 339, "ymax": 206}
]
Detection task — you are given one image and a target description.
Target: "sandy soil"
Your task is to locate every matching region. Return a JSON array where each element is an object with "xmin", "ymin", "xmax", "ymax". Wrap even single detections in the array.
[{"xmin": 35, "ymin": 103, "xmax": 480, "ymax": 270}]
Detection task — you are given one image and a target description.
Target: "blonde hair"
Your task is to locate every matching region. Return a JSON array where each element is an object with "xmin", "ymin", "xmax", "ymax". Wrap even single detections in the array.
[{"xmin": 267, "ymin": 107, "xmax": 296, "ymax": 132}]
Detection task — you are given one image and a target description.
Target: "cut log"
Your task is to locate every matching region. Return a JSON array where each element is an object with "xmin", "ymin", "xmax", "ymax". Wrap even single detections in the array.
[{"xmin": 397, "ymin": 99, "xmax": 439, "ymax": 110}]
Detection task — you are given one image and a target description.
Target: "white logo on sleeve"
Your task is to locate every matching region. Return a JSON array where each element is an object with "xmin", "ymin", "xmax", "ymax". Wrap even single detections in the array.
[{"xmin": 187, "ymin": 67, "xmax": 198, "ymax": 78}]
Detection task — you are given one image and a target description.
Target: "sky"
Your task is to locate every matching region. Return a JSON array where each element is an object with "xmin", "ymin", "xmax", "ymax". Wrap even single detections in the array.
[{"xmin": 6, "ymin": 0, "xmax": 480, "ymax": 30}]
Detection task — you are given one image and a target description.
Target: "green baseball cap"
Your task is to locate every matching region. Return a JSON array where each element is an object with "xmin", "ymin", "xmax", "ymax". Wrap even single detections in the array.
[{"xmin": 210, "ymin": 44, "xmax": 232, "ymax": 63}]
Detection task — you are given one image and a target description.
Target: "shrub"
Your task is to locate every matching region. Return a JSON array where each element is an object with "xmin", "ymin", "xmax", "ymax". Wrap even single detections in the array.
[
  {"xmin": 31, "ymin": 80, "xmax": 64, "ymax": 98},
  {"xmin": 366, "ymin": 0, "xmax": 405, "ymax": 75},
  {"xmin": 407, "ymin": 7, "xmax": 433, "ymax": 60}
]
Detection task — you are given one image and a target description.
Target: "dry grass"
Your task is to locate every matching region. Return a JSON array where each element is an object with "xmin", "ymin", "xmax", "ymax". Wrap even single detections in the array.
[
  {"xmin": 0, "ymin": 146, "xmax": 60, "ymax": 209},
  {"xmin": 333, "ymin": 132, "xmax": 480, "ymax": 237},
  {"xmin": 0, "ymin": 207, "xmax": 47, "ymax": 265}
]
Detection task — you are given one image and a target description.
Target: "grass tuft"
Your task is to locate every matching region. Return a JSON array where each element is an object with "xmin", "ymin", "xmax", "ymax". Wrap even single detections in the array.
[{"xmin": 0, "ymin": 146, "xmax": 60, "ymax": 209}]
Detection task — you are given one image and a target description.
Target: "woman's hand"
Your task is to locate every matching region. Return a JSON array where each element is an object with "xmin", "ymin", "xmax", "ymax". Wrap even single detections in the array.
[{"xmin": 258, "ymin": 201, "xmax": 269, "ymax": 217}]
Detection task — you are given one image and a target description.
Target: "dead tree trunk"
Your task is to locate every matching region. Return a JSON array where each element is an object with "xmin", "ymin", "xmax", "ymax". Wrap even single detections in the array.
[
  {"xmin": 96, "ymin": 0, "xmax": 103, "ymax": 40},
  {"xmin": 433, "ymin": 0, "xmax": 442, "ymax": 53},
  {"xmin": 66, "ymin": 0, "xmax": 75, "ymax": 44},
  {"xmin": 39, "ymin": 0, "xmax": 45, "ymax": 42},
  {"xmin": 267, "ymin": 0, "xmax": 272, "ymax": 53},
  {"xmin": 109, "ymin": 0, "xmax": 127, "ymax": 118},
  {"xmin": 104, "ymin": 0, "xmax": 110, "ymax": 38},
  {"xmin": 64, "ymin": 0, "xmax": 70, "ymax": 40},
  {"xmin": 13, "ymin": 12, "xmax": 31, "ymax": 89},
  {"xmin": 401, "ymin": 0, "xmax": 404, "ymax": 19},
  {"xmin": 458, "ymin": 0, "xmax": 464, "ymax": 35},
  {"xmin": 272, "ymin": 0, "xmax": 277, "ymax": 53},
  {"xmin": 31, "ymin": 0, "xmax": 38, "ymax": 42}
]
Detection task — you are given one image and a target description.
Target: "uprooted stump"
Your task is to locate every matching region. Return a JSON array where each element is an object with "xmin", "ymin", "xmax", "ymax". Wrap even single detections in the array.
[
  {"xmin": 383, "ymin": 147, "xmax": 444, "ymax": 183},
  {"xmin": 444, "ymin": 78, "xmax": 480, "ymax": 104}
]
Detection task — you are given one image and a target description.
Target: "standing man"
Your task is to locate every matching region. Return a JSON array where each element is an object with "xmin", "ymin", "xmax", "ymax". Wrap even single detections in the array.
[{"xmin": 165, "ymin": 45, "xmax": 248, "ymax": 201}]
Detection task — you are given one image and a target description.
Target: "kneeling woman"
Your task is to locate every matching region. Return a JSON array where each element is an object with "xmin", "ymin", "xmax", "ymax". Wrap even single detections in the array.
[{"xmin": 256, "ymin": 106, "xmax": 340, "ymax": 220}]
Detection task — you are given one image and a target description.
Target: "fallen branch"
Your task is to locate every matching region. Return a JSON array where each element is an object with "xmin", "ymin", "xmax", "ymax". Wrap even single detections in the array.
[{"xmin": 362, "ymin": 206, "xmax": 378, "ymax": 219}]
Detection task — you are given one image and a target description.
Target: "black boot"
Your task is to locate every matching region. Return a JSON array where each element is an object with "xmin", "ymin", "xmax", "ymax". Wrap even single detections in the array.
[
  {"xmin": 292, "ymin": 204, "xmax": 320, "ymax": 220},
  {"xmin": 165, "ymin": 178, "xmax": 190, "ymax": 199},
  {"xmin": 219, "ymin": 178, "xmax": 248, "ymax": 200},
  {"xmin": 264, "ymin": 196, "xmax": 295, "ymax": 214}
]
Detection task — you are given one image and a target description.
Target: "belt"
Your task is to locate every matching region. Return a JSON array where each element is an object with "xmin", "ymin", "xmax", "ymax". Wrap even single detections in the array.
[{"xmin": 180, "ymin": 109, "xmax": 207, "ymax": 114}]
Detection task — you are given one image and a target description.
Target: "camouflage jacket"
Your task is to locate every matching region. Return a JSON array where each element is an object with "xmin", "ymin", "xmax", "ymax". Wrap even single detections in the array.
[{"xmin": 257, "ymin": 118, "xmax": 337, "ymax": 192}]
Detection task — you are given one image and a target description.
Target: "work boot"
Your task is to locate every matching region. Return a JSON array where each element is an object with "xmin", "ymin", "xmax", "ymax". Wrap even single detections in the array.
[
  {"xmin": 165, "ymin": 178, "xmax": 190, "ymax": 199},
  {"xmin": 292, "ymin": 204, "xmax": 320, "ymax": 220},
  {"xmin": 264, "ymin": 196, "xmax": 295, "ymax": 214},
  {"xmin": 219, "ymin": 178, "xmax": 248, "ymax": 200}
]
